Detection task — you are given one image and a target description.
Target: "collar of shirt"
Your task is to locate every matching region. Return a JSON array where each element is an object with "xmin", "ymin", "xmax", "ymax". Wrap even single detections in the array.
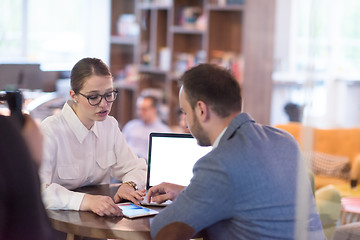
[
  {"xmin": 212, "ymin": 127, "xmax": 228, "ymax": 149},
  {"xmin": 62, "ymin": 100, "xmax": 99, "ymax": 143}
]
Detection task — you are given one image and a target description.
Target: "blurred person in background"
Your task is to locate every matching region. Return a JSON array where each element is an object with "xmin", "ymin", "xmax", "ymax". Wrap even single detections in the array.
[{"xmin": 122, "ymin": 95, "xmax": 171, "ymax": 160}]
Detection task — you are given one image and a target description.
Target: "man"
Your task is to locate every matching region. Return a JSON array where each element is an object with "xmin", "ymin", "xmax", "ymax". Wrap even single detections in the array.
[
  {"xmin": 122, "ymin": 95, "xmax": 171, "ymax": 159},
  {"xmin": 147, "ymin": 64, "xmax": 325, "ymax": 239}
]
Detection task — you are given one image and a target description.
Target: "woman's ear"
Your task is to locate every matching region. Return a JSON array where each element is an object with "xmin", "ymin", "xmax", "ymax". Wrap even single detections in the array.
[{"xmin": 70, "ymin": 90, "xmax": 77, "ymax": 103}]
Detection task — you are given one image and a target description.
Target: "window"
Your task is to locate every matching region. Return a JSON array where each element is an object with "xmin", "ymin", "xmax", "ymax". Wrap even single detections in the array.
[
  {"xmin": 0, "ymin": 0, "xmax": 24, "ymax": 59},
  {"xmin": 0, "ymin": 0, "xmax": 110, "ymax": 71},
  {"xmin": 290, "ymin": 0, "xmax": 360, "ymax": 78},
  {"xmin": 272, "ymin": 0, "xmax": 360, "ymax": 128}
]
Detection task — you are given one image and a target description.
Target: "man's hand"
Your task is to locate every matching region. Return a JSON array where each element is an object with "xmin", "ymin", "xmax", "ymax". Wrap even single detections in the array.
[
  {"xmin": 80, "ymin": 194, "xmax": 123, "ymax": 217},
  {"xmin": 113, "ymin": 184, "xmax": 146, "ymax": 204},
  {"xmin": 147, "ymin": 182, "xmax": 185, "ymax": 204}
]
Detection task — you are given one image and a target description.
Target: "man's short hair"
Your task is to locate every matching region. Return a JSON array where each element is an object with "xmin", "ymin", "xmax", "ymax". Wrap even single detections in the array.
[
  {"xmin": 179, "ymin": 64, "xmax": 242, "ymax": 117},
  {"xmin": 139, "ymin": 95, "xmax": 158, "ymax": 109}
]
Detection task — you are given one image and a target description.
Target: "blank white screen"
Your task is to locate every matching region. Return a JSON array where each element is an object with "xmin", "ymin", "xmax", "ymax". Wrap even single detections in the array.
[{"xmin": 148, "ymin": 135, "xmax": 212, "ymax": 187}]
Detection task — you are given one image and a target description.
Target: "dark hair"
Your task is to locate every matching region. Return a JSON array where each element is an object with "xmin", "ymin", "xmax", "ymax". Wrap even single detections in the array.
[
  {"xmin": 141, "ymin": 95, "xmax": 158, "ymax": 108},
  {"xmin": 179, "ymin": 64, "xmax": 242, "ymax": 117},
  {"xmin": 70, "ymin": 58, "xmax": 112, "ymax": 93}
]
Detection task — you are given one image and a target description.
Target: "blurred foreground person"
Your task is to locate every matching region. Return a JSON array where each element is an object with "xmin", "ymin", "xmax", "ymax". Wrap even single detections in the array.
[{"xmin": 0, "ymin": 115, "xmax": 54, "ymax": 240}]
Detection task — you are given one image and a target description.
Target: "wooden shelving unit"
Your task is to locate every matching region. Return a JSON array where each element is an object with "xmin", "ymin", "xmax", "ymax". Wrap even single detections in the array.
[
  {"xmin": 109, "ymin": 0, "xmax": 138, "ymax": 127},
  {"xmin": 110, "ymin": 0, "xmax": 248, "ymax": 127}
]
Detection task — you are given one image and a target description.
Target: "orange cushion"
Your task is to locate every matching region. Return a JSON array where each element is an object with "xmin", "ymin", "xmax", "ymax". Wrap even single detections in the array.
[
  {"xmin": 275, "ymin": 123, "xmax": 360, "ymax": 190},
  {"xmin": 314, "ymin": 128, "xmax": 360, "ymax": 165},
  {"xmin": 275, "ymin": 124, "xmax": 360, "ymax": 165}
]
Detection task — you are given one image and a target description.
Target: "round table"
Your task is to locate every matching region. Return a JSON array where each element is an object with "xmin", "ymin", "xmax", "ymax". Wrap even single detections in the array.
[
  {"xmin": 47, "ymin": 184, "xmax": 162, "ymax": 240},
  {"xmin": 341, "ymin": 197, "xmax": 360, "ymax": 225}
]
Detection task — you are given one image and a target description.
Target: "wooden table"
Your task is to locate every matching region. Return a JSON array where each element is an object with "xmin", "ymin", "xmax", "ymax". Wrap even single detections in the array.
[{"xmin": 47, "ymin": 184, "xmax": 162, "ymax": 240}]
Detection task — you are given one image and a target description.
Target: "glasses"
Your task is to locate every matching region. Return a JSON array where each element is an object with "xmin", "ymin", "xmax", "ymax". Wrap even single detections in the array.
[{"xmin": 78, "ymin": 90, "xmax": 118, "ymax": 106}]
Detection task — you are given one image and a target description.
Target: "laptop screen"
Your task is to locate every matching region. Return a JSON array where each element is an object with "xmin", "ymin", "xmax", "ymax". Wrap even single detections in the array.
[{"xmin": 146, "ymin": 132, "xmax": 212, "ymax": 189}]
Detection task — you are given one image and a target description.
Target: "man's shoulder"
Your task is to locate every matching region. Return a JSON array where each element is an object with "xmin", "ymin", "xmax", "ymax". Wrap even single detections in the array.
[
  {"xmin": 228, "ymin": 114, "xmax": 296, "ymax": 143},
  {"xmin": 124, "ymin": 118, "xmax": 142, "ymax": 126},
  {"xmin": 122, "ymin": 119, "xmax": 143, "ymax": 131},
  {"xmin": 156, "ymin": 120, "xmax": 171, "ymax": 131},
  {"xmin": 216, "ymin": 120, "xmax": 299, "ymax": 159}
]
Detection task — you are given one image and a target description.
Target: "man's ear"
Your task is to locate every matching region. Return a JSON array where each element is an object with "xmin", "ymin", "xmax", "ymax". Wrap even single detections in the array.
[{"xmin": 196, "ymin": 100, "xmax": 209, "ymax": 122}]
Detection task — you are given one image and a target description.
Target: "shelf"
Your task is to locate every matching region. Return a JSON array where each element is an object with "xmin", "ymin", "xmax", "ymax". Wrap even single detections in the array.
[
  {"xmin": 110, "ymin": 0, "xmax": 138, "ymax": 127},
  {"xmin": 110, "ymin": 35, "xmax": 138, "ymax": 45},
  {"xmin": 171, "ymin": 26, "xmax": 205, "ymax": 35},
  {"xmin": 207, "ymin": 4, "xmax": 245, "ymax": 11},
  {"xmin": 110, "ymin": 0, "xmax": 246, "ymax": 126},
  {"xmin": 138, "ymin": 65, "xmax": 169, "ymax": 75},
  {"xmin": 138, "ymin": 2, "xmax": 171, "ymax": 10},
  {"xmin": 113, "ymin": 80, "xmax": 138, "ymax": 90},
  {"xmin": 170, "ymin": 74, "xmax": 181, "ymax": 81}
]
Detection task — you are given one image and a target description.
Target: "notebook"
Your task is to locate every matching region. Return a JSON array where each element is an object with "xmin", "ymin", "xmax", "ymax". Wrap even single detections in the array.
[{"xmin": 141, "ymin": 132, "xmax": 212, "ymax": 206}]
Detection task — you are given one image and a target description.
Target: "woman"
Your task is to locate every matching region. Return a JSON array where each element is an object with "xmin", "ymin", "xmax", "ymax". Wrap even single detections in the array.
[{"xmin": 40, "ymin": 58, "xmax": 147, "ymax": 217}]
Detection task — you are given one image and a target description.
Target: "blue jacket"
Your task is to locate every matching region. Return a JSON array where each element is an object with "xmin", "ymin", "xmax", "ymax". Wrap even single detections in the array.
[{"xmin": 151, "ymin": 113, "xmax": 325, "ymax": 239}]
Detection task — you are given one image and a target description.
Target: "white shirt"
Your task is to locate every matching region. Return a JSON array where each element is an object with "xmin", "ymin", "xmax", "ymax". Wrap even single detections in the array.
[
  {"xmin": 122, "ymin": 118, "xmax": 171, "ymax": 159},
  {"xmin": 212, "ymin": 127, "xmax": 227, "ymax": 149},
  {"xmin": 39, "ymin": 101, "xmax": 147, "ymax": 210}
]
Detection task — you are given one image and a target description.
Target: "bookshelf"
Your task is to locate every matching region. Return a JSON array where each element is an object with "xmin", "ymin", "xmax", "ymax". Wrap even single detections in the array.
[
  {"xmin": 109, "ymin": 0, "xmax": 138, "ymax": 127},
  {"xmin": 109, "ymin": 0, "xmax": 274, "ymax": 127}
]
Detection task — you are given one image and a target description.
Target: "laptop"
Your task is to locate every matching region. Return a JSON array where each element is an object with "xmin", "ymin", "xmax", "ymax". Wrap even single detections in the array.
[{"xmin": 141, "ymin": 132, "xmax": 212, "ymax": 206}]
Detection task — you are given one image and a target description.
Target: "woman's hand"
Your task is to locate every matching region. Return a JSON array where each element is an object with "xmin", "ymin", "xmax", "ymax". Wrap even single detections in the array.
[
  {"xmin": 80, "ymin": 194, "xmax": 123, "ymax": 217},
  {"xmin": 113, "ymin": 184, "xmax": 146, "ymax": 204}
]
